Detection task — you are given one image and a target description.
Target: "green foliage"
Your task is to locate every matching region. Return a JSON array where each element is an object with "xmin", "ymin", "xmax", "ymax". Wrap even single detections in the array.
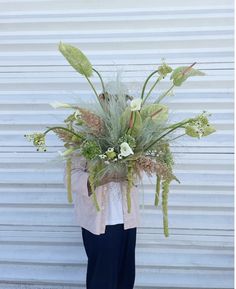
[
  {"xmin": 184, "ymin": 112, "xmax": 216, "ymax": 138},
  {"xmin": 88, "ymin": 165, "xmax": 101, "ymax": 211},
  {"xmin": 120, "ymin": 107, "xmax": 131, "ymax": 133},
  {"xmin": 170, "ymin": 65, "xmax": 205, "ymax": 86},
  {"xmin": 24, "ymin": 45, "xmax": 217, "ymax": 238},
  {"xmin": 106, "ymin": 151, "xmax": 116, "ymax": 160},
  {"xmin": 81, "ymin": 140, "xmax": 101, "ymax": 160},
  {"xmin": 120, "ymin": 108, "xmax": 142, "ymax": 137},
  {"xmin": 155, "ymin": 175, "xmax": 161, "ymax": 207},
  {"xmin": 126, "ymin": 161, "xmax": 134, "ymax": 213},
  {"xmin": 24, "ymin": 132, "xmax": 46, "ymax": 152},
  {"xmin": 141, "ymin": 103, "xmax": 168, "ymax": 123},
  {"xmin": 157, "ymin": 143, "xmax": 174, "ymax": 169},
  {"xmin": 58, "ymin": 42, "xmax": 93, "ymax": 77},
  {"xmin": 66, "ymin": 159, "xmax": 73, "ymax": 203},
  {"xmin": 129, "ymin": 111, "xmax": 143, "ymax": 137},
  {"xmin": 162, "ymin": 179, "xmax": 170, "ymax": 237},
  {"xmin": 157, "ymin": 62, "xmax": 173, "ymax": 78}
]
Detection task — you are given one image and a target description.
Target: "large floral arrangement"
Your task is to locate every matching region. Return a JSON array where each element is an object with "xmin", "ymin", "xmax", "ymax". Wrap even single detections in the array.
[{"xmin": 25, "ymin": 42, "xmax": 216, "ymax": 237}]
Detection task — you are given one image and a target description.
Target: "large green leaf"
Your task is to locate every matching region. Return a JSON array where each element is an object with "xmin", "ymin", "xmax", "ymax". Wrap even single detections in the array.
[
  {"xmin": 170, "ymin": 66, "xmax": 205, "ymax": 86},
  {"xmin": 130, "ymin": 111, "xmax": 142, "ymax": 137},
  {"xmin": 141, "ymin": 103, "xmax": 168, "ymax": 123},
  {"xmin": 120, "ymin": 108, "xmax": 142, "ymax": 137},
  {"xmin": 58, "ymin": 42, "xmax": 93, "ymax": 77}
]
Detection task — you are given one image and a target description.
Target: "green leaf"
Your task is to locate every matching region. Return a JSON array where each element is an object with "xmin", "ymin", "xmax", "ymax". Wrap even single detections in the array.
[
  {"xmin": 141, "ymin": 104, "xmax": 168, "ymax": 123},
  {"xmin": 130, "ymin": 111, "xmax": 142, "ymax": 137},
  {"xmin": 120, "ymin": 107, "xmax": 131, "ymax": 132},
  {"xmin": 120, "ymin": 108, "xmax": 142, "ymax": 137},
  {"xmin": 170, "ymin": 66, "xmax": 205, "ymax": 86},
  {"xmin": 58, "ymin": 42, "xmax": 93, "ymax": 77}
]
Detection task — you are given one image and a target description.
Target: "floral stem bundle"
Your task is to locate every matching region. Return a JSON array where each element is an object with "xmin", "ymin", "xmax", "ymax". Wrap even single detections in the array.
[{"xmin": 24, "ymin": 42, "xmax": 216, "ymax": 237}]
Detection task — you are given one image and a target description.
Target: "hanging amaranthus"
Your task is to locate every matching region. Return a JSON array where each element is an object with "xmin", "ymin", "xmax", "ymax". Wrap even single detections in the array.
[
  {"xmin": 162, "ymin": 179, "xmax": 170, "ymax": 237},
  {"xmin": 155, "ymin": 174, "xmax": 161, "ymax": 207},
  {"xmin": 126, "ymin": 161, "xmax": 134, "ymax": 213},
  {"xmin": 88, "ymin": 167, "xmax": 101, "ymax": 212},
  {"xmin": 66, "ymin": 159, "xmax": 73, "ymax": 203}
]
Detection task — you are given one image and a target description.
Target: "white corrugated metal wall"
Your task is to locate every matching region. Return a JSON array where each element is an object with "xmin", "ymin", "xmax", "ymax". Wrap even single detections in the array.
[{"xmin": 0, "ymin": 0, "xmax": 234, "ymax": 288}]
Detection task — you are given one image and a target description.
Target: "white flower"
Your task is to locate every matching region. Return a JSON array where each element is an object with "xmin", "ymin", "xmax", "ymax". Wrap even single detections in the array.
[
  {"xmin": 50, "ymin": 101, "xmax": 73, "ymax": 109},
  {"xmin": 104, "ymin": 160, "xmax": 110, "ymax": 165},
  {"xmin": 120, "ymin": 142, "xmax": 134, "ymax": 157},
  {"xmin": 107, "ymin": 147, "xmax": 114, "ymax": 152},
  {"xmin": 99, "ymin": 154, "xmax": 107, "ymax": 159},
  {"xmin": 118, "ymin": 154, "xmax": 123, "ymax": 159},
  {"xmin": 130, "ymin": 98, "xmax": 142, "ymax": 111}
]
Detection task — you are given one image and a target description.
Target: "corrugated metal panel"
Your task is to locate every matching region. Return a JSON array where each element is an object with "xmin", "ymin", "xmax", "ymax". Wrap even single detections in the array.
[{"xmin": 0, "ymin": 0, "xmax": 234, "ymax": 288}]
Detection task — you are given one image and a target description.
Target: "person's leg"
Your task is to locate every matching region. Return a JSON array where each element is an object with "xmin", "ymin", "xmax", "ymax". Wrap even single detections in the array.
[
  {"xmin": 117, "ymin": 227, "xmax": 137, "ymax": 289},
  {"xmin": 81, "ymin": 224, "xmax": 124, "ymax": 289}
]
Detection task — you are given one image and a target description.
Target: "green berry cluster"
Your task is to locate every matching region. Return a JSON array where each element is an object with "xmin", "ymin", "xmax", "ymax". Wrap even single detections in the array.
[{"xmin": 81, "ymin": 140, "xmax": 102, "ymax": 160}]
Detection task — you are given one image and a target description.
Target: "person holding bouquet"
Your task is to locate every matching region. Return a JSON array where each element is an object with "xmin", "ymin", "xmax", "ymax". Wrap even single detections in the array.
[
  {"xmin": 25, "ymin": 42, "xmax": 216, "ymax": 289},
  {"xmin": 63, "ymin": 154, "xmax": 140, "ymax": 289}
]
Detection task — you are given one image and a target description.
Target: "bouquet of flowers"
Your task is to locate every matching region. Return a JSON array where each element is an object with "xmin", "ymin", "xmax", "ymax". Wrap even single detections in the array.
[{"xmin": 25, "ymin": 42, "xmax": 216, "ymax": 237}]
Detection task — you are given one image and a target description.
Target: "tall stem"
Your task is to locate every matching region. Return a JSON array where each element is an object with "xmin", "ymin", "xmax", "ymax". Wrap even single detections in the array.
[
  {"xmin": 145, "ymin": 119, "xmax": 192, "ymax": 151},
  {"xmin": 168, "ymin": 133, "xmax": 186, "ymax": 142},
  {"xmin": 93, "ymin": 68, "xmax": 105, "ymax": 94},
  {"xmin": 85, "ymin": 75, "xmax": 100, "ymax": 100},
  {"xmin": 43, "ymin": 126, "xmax": 79, "ymax": 137},
  {"xmin": 155, "ymin": 84, "xmax": 175, "ymax": 103},
  {"xmin": 141, "ymin": 70, "xmax": 159, "ymax": 100},
  {"xmin": 142, "ymin": 76, "xmax": 162, "ymax": 105}
]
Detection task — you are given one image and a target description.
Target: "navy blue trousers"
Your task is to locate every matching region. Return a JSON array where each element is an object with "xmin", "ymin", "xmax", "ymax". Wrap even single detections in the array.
[{"xmin": 81, "ymin": 223, "xmax": 137, "ymax": 289}]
